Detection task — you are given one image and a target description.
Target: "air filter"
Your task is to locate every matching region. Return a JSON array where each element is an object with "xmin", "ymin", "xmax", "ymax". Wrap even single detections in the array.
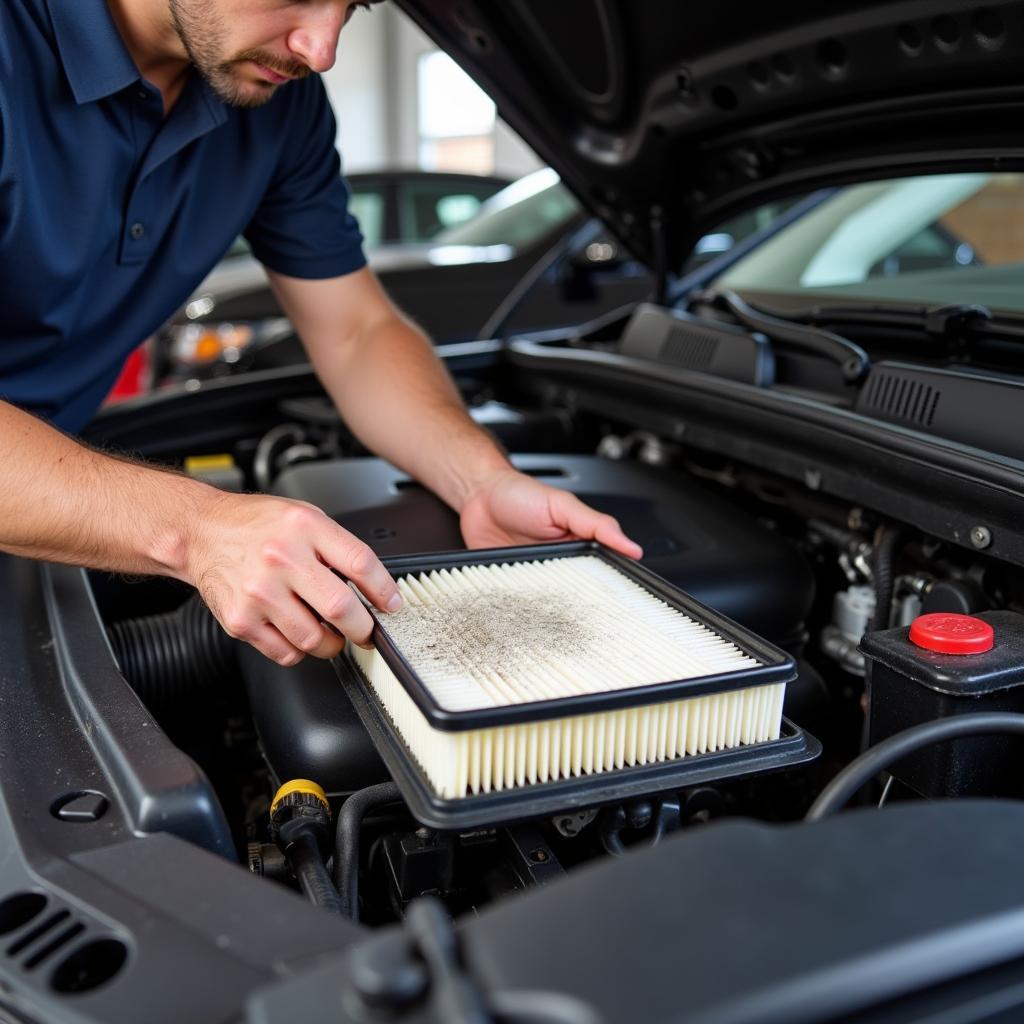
[{"xmin": 338, "ymin": 543, "xmax": 818, "ymax": 828}]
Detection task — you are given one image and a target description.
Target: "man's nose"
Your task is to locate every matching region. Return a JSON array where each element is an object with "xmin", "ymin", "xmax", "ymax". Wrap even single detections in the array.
[{"xmin": 287, "ymin": 4, "xmax": 346, "ymax": 73}]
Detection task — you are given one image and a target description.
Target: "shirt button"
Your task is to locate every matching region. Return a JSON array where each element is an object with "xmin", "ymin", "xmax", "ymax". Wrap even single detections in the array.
[
  {"xmin": 136, "ymin": 89, "xmax": 149, "ymax": 101},
  {"xmin": 130, "ymin": 222, "xmax": 145, "ymax": 241}
]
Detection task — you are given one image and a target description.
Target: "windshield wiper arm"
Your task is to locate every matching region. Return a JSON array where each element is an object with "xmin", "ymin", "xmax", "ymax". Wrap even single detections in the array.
[
  {"xmin": 783, "ymin": 301, "xmax": 989, "ymax": 333},
  {"xmin": 794, "ymin": 300, "xmax": 1024, "ymax": 340},
  {"xmin": 696, "ymin": 289, "xmax": 871, "ymax": 383}
]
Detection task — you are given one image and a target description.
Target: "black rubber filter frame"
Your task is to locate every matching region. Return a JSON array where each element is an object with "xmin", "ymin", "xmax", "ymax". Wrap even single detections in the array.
[{"xmin": 335, "ymin": 541, "xmax": 820, "ymax": 829}]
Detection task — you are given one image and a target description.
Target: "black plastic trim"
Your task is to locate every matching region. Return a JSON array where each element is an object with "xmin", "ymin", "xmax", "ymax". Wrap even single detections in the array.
[
  {"xmin": 41, "ymin": 565, "xmax": 234, "ymax": 857},
  {"xmin": 505, "ymin": 341, "xmax": 1024, "ymax": 566}
]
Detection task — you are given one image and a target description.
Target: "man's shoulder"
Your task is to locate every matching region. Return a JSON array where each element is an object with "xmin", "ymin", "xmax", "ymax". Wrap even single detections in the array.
[
  {"xmin": 0, "ymin": 1, "xmax": 54, "ymax": 101},
  {"xmin": 2, "ymin": 0, "xmax": 53, "ymax": 48}
]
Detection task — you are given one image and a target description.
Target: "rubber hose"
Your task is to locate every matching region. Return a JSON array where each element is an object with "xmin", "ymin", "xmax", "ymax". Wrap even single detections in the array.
[
  {"xmin": 807, "ymin": 712, "xmax": 1024, "ymax": 821},
  {"xmin": 287, "ymin": 831, "xmax": 346, "ymax": 915},
  {"xmin": 333, "ymin": 781, "xmax": 402, "ymax": 920},
  {"xmin": 870, "ymin": 526, "xmax": 902, "ymax": 632},
  {"xmin": 107, "ymin": 595, "xmax": 237, "ymax": 717}
]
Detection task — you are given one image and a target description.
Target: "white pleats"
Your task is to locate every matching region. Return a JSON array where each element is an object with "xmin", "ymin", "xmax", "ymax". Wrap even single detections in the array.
[
  {"xmin": 349, "ymin": 555, "xmax": 786, "ymax": 800},
  {"xmin": 353, "ymin": 642, "xmax": 784, "ymax": 798}
]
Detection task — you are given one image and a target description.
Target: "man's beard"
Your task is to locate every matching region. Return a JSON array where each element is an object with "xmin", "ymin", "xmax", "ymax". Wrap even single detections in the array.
[{"xmin": 168, "ymin": 0, "xmax": 310, "ymax": 108}]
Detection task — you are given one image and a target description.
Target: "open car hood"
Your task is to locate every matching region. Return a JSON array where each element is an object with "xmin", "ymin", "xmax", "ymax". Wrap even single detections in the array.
[{"xmin": 396, "ymin": 0, "xmax": 1024, "ymax": 274}]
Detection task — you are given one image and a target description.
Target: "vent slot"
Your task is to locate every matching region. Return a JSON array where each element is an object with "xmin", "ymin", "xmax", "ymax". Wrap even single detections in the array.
[
  {"xmin": 0, "ymin": 891, "xmax": 127, "ymax": 993},
  {"xmin": 7, "ymin": 910, "xmax": 71, "ymax": 957},
  {"xmin": 862, "ymin": 371, "xmax": 940, "ymax": 427},
  {"xmin": 660, "ymin": 331, "xmax": 718, "ymax": 370},
  {"xmin": 24, "ymin": 923, "xmax": 85, "ymax": 971}
]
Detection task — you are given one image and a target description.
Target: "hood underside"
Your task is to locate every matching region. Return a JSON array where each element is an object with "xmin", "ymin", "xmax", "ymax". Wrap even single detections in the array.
[{"xmin": 396, "ymin": 0, "xmax": 1024, "ymax": 271}]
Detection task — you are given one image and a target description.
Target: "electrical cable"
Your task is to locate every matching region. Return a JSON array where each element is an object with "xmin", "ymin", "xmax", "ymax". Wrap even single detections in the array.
[
  {"xmin": 286, "ymin": 831, "xmax": 346, "ymax": 914},
  {"xmin": 870, "ymin": 525, "xmax": 903, "ymax": 631},
  {"xmin": 806, "ymin": 713, "xmax": 1024, "ymax": 821}
]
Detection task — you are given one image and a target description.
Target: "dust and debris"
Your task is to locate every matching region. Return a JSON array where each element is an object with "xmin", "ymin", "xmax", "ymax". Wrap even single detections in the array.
[{"xmin": 383, "ymin": 588, "xmax": 608, "ymax": 680}]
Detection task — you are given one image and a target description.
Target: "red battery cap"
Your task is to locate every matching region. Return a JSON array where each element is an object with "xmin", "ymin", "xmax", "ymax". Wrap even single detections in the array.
[{"xmin": 908, "ymin": 613, "xmax": 994, "ymax": 655}]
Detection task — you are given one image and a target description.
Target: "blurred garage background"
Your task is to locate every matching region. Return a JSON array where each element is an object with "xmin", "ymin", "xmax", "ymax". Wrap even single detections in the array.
[{"xmin": 324, "ymin": 6, "xmax": 540, "ymax": 181}]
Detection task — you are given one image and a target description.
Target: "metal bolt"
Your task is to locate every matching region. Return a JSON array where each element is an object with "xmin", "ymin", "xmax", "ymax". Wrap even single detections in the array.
[
  {"xmin": 676, "ymin": 68, "xmax": 696, "ymax": 102},
  {"xmin": 597, "ymin": 435, "xmax": 627, "ymax": 460},
  {"xmin": 529, "ymin": 848, "xmax": 549, "ymax": 863},
  {"xmin": 970, "ymin": 525, "xmax": 992, "ymax": 550}
]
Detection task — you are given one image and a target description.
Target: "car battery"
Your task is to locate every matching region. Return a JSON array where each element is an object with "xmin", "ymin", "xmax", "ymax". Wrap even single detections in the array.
[{"xmin": 862, "ymin": 611, "xmax": 1024, "ymax": 798}]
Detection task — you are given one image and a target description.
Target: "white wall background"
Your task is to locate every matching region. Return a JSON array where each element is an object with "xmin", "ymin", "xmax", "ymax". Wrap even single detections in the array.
[{"xmin": 322, "ymin": 5, "xmax": 542, "ymax": 180}]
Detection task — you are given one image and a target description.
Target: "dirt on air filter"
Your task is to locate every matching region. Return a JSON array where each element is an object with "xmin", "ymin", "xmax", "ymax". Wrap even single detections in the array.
[{"xmin": 338, "ymin": 542, "xmax": 818, "ymax": 828}]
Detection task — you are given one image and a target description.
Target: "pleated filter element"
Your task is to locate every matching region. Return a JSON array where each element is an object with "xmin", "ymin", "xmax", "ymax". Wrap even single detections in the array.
[{"xmin": 349, "ymin": 550, "xmax": 790, "ymax": 801}]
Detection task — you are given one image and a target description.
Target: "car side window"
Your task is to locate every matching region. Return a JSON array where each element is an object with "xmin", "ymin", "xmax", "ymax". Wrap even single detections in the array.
[
  {"xmin": 348, "ymin": 188, "xmax": 386, "ymax": 249},
  {"xmin": 398, "ymin": 180, "xmax": 503, "ymax": 241},
  {"xmin": 682, "ymin": 199, "xmax": 802, "ymax": 271}
]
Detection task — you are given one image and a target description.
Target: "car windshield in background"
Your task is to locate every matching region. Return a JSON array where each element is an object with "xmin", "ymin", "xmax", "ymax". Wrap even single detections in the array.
[
  {"xmin": 713, "ymin": 172, "xmax": 1024, "ymax": 315},
  {"xmin": 434, "ymin": 168, "xmax": 580, "ymax": 251}
]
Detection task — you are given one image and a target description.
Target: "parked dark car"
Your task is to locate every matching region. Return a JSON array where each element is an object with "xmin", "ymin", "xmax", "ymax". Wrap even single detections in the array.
[
  {"xmin": 158, "ymin": 167, "xmax": 806, "ymax": 381},
  {"xmin": 151, "ymin": 169, "xmax": 511, "ymax": 379},
  {"xmin": 9, "ymin": 2, "xmax": 1024, "ymax": 1022},
  {"xmin": 156, "ymin": 168, "xmax": 655, "ymax": 379},
  {"xmin": 344, "ymin": 168, "xmax": 513, "ymax": 246},
  {"xmin": 221, "ymin": 169, "xmax": 511, "ymax": 256}
]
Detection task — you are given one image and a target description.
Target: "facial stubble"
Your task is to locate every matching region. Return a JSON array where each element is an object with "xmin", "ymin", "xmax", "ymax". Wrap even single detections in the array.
[{"xmin": 168, "ymin": 0, "xmax": 309, "ymax": 108}]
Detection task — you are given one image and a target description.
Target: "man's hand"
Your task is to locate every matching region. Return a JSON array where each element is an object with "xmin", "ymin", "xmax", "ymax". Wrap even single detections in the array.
[
  {"xmin": 459, "ymin": 468, "xmax": 643, "ymax": 559},
  {"xmin": 183, "ymin": 492, "xmax": 402, "ymax": 666}
]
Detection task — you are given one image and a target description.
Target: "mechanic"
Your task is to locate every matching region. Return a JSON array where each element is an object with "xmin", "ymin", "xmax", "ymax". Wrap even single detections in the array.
[{"xmin": 0, "ymin": 0, "xmax": 642, "ymax": 666}]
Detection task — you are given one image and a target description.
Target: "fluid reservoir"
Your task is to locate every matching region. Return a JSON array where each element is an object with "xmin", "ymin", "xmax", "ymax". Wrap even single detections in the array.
[{"xmin": 862, "ymin": 611, "xmax": 1024, "ymax": 798}]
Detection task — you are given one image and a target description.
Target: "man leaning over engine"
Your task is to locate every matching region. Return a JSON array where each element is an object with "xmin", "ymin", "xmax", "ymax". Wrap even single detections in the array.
[{"xmin": 0, "ymin": 0, "xmax": 641, "ymax": 665}]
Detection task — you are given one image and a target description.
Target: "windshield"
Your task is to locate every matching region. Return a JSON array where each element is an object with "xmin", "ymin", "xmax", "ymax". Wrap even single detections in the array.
[
  {"xmin": 434, "ymin": 168, "xmax": 579, "ymax": 250},
  {"xmin": 713, "ymin": 172, "xmax": 1024, "ymax": 314}
]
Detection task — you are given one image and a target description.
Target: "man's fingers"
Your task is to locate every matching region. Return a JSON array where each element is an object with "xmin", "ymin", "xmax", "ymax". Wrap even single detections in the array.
[
  {"xmin": 553, "ymin": 492, "xmax": 644, "ymax": 559},
  {"xmin": 245, "ymin": 623, "xmax": 307, "ymax": 668},
  {"xmin": 194, "ymin": 496, "xmax": 399, "ymax": 663},
  {"xmin": 300, "ymin": 565, "xmax": 377, "ymax": 649},
  {"xmin": 315, "ymin": 532, "xmax": 402, "ymax": 614},
  {"xmin": 269, "ymin": 594, "xmax": 346, "ymax": 660}
]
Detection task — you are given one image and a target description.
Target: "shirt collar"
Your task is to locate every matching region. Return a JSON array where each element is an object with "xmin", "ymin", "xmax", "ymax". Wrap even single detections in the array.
[
  {"xmin": 45, "ymin": 0, "xmax": 148, "ymax": 104},
  {"xmin": 44, "ymin": 0, "xmax": 228, "ymax": 131}
]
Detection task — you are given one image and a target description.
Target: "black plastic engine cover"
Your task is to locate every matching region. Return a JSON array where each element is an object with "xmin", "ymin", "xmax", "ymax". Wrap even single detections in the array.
[
  {"xmin": 273, "ymin": 454, "xmax": 813, "ymax": 643},
  {"xmin": 247, "ymin": 802, "xmax": 1024, "ymax": 1024}
]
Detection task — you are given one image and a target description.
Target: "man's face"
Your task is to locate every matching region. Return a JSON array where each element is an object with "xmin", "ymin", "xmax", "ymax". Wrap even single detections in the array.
[{"xmin": 169, "ymin": 0, "xmax": 368, "ymax": 108}]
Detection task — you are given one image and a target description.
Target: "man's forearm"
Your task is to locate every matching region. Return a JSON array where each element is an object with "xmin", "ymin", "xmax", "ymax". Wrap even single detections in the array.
[
  {"xmin": 0, "ymin": 401, "xmax": 214, "ymax": 575},
  {"xmin": 267, "ymin": 266, "xmax": 515, "ymax": 510},
  {"xmin": 310, "ymin": 314, "xmax": 512, "ymax": 511},
  {"xmin": 0, "ymin": 399, "xmax": 407, "ymax": 665}
]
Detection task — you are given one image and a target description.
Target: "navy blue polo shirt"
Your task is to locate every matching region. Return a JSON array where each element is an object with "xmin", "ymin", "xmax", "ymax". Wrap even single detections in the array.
[{"xmin": 0, "ymin": 0, "xmax": 366, "ymax": 432}]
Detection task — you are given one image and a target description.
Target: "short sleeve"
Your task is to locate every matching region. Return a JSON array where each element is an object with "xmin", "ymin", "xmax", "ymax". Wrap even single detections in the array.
[{"xmin": 244, "ymin": 76, "xmax": 366, "ymax": 280}]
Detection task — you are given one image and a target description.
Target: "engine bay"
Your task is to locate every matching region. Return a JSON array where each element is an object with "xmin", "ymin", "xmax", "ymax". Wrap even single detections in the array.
[
  {"xmin": 78, "ymin": 316, "xmax": 1024, "ymax": 930},
  {"xmin": 5, "ymin": 301, "xmax": 1024, "ymax": 1021}
]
